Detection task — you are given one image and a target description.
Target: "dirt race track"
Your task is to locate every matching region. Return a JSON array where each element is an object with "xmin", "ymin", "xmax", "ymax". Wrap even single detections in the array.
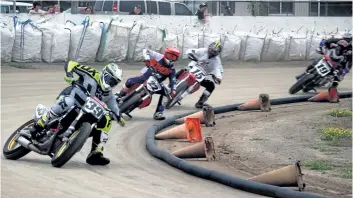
[{"xmin": 1, "ymin": 61, "xmax": 352, "ymax": 198}]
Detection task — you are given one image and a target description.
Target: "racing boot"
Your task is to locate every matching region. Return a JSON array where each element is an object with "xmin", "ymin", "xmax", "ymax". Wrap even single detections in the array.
[
  {"xmin": 20, "ymin": 112, "xmax": 52, "ymax": 140},
  {"xmin": 195, "ymin": 93, "xmax": 209, "ymax": 109},
  {"xmin": 154, "ymin": 105, "xmax": 166, "ymax": 120},
  {"xmin": 86, "ymin": 130, "xmax": 110, "ymax": 166}
]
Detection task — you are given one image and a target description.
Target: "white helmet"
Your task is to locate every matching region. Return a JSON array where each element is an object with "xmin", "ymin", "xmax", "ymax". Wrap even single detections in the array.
[{"xmin": 100, "ymin": 63, "xmax": 123, "ymax": 91}]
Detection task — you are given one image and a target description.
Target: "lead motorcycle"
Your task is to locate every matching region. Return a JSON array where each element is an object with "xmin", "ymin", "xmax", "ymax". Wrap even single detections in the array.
[
  {"xmin": 164, "ymin": 54, "xmax": 215, "ymax": 109},
  {"xmin": 3, "ymin": 82, "xmax": 121, "ymax": 168},
  {"xmin": 289, "ymin": 51, "xmax": 338, "ymax": 94},
  {"xmin": 117, "ymin": 72, "xmax": 171, "ymax": 119}
]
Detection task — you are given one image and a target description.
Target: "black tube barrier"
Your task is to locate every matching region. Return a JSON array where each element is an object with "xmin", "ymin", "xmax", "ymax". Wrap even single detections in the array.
[{"xmin": 146, "ymin": 92, "xmax": 352, "ymax": 198}]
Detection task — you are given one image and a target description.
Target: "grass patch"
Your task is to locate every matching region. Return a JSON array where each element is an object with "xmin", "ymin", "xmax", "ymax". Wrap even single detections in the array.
[
  {"xmin": 341, "ymin": 166, "xmax": 352, "ymax": 179},
  {"xmin": 311, "ymin": 145, "xmax": 339, "ymax": 152},
  {"xmin": 327, "ymin": 109, "xmax": 352, "ymax": 117},
  {"xmin": 304, "ymin": 160, "xmax": 331, "ymax": 171},
  {"xmin": 319, "ymin": 127, "xmax": 352, "ymax": 142}
]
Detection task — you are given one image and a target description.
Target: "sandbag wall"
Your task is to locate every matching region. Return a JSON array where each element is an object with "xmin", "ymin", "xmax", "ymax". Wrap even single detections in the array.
[{"xmin": 1, "ymin": 16, "xmax": 350, "ymax": 64}]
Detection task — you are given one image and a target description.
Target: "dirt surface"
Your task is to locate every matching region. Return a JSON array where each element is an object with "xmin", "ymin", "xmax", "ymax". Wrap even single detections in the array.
[
  {"xmin": 1, "ymin": 61, "xmax": 352, "ymax": 198},
  {"xmin": 157, "ymin": 100, "xmax": 353, "ymax": 198}
]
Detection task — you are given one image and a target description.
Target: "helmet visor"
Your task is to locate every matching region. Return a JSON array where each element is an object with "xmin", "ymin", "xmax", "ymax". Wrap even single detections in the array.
[{"xmin": 104, "ymin": 72, "xmax": 120, "ymax": 87}]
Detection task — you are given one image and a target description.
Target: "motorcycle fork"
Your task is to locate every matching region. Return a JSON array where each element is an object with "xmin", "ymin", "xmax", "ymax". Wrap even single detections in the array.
[
  {"xmin": 179, "ymin": 82, "xmax": 198, "ymax": 101},
  {"xmin": 61, "ymin": 110, "xmax": 84, "ymax": 142}
]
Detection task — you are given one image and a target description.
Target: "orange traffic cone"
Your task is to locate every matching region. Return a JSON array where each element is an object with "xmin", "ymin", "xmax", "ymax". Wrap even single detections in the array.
[
  {"xmin": 248, "ymin": 161, "xmax": 305, "ymax": 191},
  {"xmin": 171, "ymin": 136, "xmax": 216, "ymax": 161},
  {"xmin": 237, "ymin": 94, "xmax": 271, "ymax": 112},
  {"xmin": 155, "ymin": 118, "xmax": 203, "ymax": 142},
  {"xmin": 185, "ymin": 118, "xmax": 203, "ymax": 142},
  {"xmin": 308, "ymin": 87, "xmax": 339, "ymax": 103},
  {"xmin": 175, "ymin": 105, "xmax": 215, "ymax": 127}
]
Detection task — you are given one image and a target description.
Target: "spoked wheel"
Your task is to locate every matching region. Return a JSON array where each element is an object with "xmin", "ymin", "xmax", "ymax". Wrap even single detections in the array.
[
  {"xmin": 3, "ymin": 120, "xmax": 34, "ymax": 160},
  {"xmin": 165, "ymin": 81, "xmax": 189, "ymax": 109},
  {"xmin": 51, "ymin": 122, "xmax": 92, "ymax": 168}
]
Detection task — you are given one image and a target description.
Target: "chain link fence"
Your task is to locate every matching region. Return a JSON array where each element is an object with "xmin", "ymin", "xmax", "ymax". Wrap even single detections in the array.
[{"xmin": 188, "ymin": 1, "xmax": 352, "ymax": 17}]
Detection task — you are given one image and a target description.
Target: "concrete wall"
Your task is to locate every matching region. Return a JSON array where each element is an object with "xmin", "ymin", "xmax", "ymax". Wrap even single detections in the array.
[{"xmin": 1, "ymin": 13, "xmax": 351, "ymax": 35}]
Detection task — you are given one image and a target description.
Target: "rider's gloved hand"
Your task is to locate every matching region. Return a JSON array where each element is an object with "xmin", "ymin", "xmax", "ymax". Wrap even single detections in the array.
[
  {"xmin": 118, "ymin": 117, "xmax": 126, "ymax": 127},
  {"xmin": 170, "ymin": 89, "xmax": 177, "ymax": 98},
  {"xmin": 144, "ymin": 60, "xmax": 151, "ymax": 67},
  {"xmin": 64, "ymin": 73, "xmax": 74, "ymax": 84}
]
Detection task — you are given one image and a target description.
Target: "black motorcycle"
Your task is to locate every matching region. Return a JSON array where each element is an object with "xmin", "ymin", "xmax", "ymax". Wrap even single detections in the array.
[{"xmin": 3, "ymin": 82, "xmax": 121, "ymax": 168}]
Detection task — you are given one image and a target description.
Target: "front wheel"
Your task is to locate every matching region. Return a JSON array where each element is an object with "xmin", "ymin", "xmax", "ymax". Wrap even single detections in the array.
[
  {"xmin": 119, "ymin": 93, "xmax": 142, "ymax": 114},
  {"xmin": 3, "ymin": 120, "xmax": 33, "ymax": 160},
  {"xmin": 289, "ymin": 74, "xmax": 315, "ymax": 94},
  {"xmin": 165, "ymin": 81, "xmax": 189, "ymax": 109},
  {"xmin": 51, "ymin": 122, "xmax": 92, "ymax": 168}
]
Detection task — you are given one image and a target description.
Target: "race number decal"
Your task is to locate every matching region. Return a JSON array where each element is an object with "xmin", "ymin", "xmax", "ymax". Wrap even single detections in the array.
[
  {"xmin": 190, "ymin": 67, "xmax": 206, "ymax": 82},
  {"xmin": 84, "ymin": 99, "xmax": 104, "ymax": 119},
  {"xmin": 146, "ymin": 76, "xmax": 162, "ymax": 92},
  {"xmin": 315, "ymin": 62, "xmax": 331, "ymax": 77}
]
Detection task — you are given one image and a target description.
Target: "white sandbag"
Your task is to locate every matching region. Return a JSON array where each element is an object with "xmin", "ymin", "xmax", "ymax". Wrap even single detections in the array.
[
  {"xmin": 1, "ymin": 22, "xmax": 15, "ymax": 62},
  {"xmin": 261, "ymin": 35, "xmax": 286, "ymax": 61},
  {"xmin": 97, "ymin": 20, "xmax": 132, "ymax": 62},
  {"xmin": 220, "ymin": 34, "xmax": 241, "ymax": 61},
  {"xmin": 162, "ymin": 33, "xmax": 178, "ymax": 52},
  {"xmin": 243, "ymin": 33, "xmax": 265, "ymax": 61},
  {"xmin": 131, "ymin": 23, "xmax": 164, "ymax": 62},
  {"xmin": 67, "ymin": 19, "xmax": 102, "ymax": 63},
  {"xmin": 203, "ymin": 33, "xmax": 220, "ymax": 48},
  {"xmin": 12, "ymin": 20, "xmax": 42, "ymax": 62},
  {"xmin": 306, "ymin": 34, "xmax": 324, "ymax": 60},
  {"xmin": 178, "ymin": 32, "xmax": 200, "ymax": 59},
  {"xmin": 286, "ymin": 33, "xmax": 307, "ymax": 61},
  {"xmin": 38, "ymin": 22, "xmax": 71, "ymax": 63}
]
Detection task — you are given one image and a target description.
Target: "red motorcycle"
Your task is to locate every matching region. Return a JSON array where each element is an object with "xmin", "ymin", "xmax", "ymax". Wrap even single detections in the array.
[
  {"xmin": 164, "ymin": 55, "xmax": 211, "ymax": 109},
  {"xmin": 117, "ymin": 72, "xmax": 171, "ymax": 119}
]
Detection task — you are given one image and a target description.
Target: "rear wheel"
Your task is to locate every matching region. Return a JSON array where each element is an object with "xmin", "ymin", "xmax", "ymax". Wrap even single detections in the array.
[
  {"xmin": 3, "ymin": 120, "xmax": 33, "ymax": 160},
  {"xmin": 289, "ymin": 74, "xmax": 315, "ymax": 94},
  {"xmin": 51, "ymin": 122, "xmax": 92, "ymax": 168},
  {"xmin": 165, "ymin": 81, "xmax": 189, "ymax": 109}
]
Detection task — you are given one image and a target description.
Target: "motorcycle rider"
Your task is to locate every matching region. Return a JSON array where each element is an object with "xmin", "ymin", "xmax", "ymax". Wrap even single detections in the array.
[
  {"xmin": 296, "ymin": 32, "xmax": 352, "ymax": 80},
  {"xmin": 175, "ymin": 41, "xmax": 224, "ymax": 108},
  {"xmin": 21, "ymin": 61, "xmax": 126, "ymax": 166},
  {"xmin": 116, "ymin": 47, "xmax": 180, "ymax": 120},
  {"xmin": 296, "ymin": 39, "xmax": 351, "ymax": 90}
]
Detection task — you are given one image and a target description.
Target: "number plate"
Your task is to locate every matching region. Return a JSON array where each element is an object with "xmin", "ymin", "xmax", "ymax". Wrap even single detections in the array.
[
  {"xmin": 83, "ymin": 97, "xmax": 105, "ymax": 119},
  {"xmin": 189, "ymin": 66, "xmax": 206, "ymax": 82},
  {"xmin": 314, "ymin": 61, "xmax": 331, "ymax": 77},
  {"xmin": 146, "ymin": 76, "xmax": 162, "ymax": 92}
]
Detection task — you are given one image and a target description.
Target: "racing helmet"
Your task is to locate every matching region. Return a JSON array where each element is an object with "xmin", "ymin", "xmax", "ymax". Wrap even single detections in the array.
[
  {"xmin": 100, "ymin": 63, "xmax": 123, "ymax": 91},
  {"xmin": 208, "ymin": 41, "xmax": 222, "ymax": 58},
  {"xmin": 164, "ymin": 47, "xmax": 180, "ymax": 62}
]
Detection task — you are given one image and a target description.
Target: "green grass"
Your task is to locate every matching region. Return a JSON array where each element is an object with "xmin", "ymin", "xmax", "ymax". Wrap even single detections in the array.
[
  {"xmin": 319, "ymin": 127, "xmax": 352, "ymax": 142},
  {"xmin": 327, "ymin": 109, "xmax": 352, "ymax": 117},
  {"xmin": 304, "ymin": 160, "xmax": 331, "ymax": 171},
  {"xmin": 341, "ymin": 166, "xmax": 352, "ymax": 179},
  {"xmin": 311, "ymin": 145, "xmax": 339, "ymax": 152}
]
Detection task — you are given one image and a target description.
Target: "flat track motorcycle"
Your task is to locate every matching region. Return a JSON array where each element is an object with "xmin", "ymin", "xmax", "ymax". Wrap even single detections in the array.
[
  {"xmin": 117, "ymin": 75, "xmax": 171, "ymax": 119},
  {"xmin": 164, "ymin": 54, "xmax": 216, "ymax": 109},
  {"xmin": 3, "ymin": 82, "xmax": 120, "ymax": 168},
  {"xmin": 289, "ymin": 52, "xmax": 338, "ymax": 94}
]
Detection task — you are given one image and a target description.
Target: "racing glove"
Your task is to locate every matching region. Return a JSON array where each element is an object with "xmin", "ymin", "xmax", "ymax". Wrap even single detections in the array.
[
  {"xmin": 170, "ymin": 89, "xmax": 177, "ymax": 98},
  {"xmin": 109, "ymin": 111, "xmax": 126, "ymax": 127},
  {"xmin": 64, "ymin": 72, "xmax": 74, "ymax": 84}
]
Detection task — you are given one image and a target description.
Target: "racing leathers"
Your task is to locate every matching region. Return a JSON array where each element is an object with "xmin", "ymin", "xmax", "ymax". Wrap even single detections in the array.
[
  {"xmin": 117, "ymin": 49, "xmax": 177, "ymax": 120},
  {"xmin": 176, "ymin": 48, "xmax": 224, "ymax": 108},
  {"xmin": 21, "ymin": 61, "xmax": 124, "ymax": 166}
]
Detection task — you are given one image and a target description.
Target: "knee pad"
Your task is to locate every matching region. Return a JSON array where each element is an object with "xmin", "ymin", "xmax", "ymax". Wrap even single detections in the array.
[{"xmin": 96, "ymin": 114, "xmax": 112, "ymax": 133}]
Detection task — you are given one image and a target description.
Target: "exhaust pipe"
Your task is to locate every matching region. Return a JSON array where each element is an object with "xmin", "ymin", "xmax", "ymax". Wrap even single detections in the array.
[{"xmin": 17, "ymin": 136, "xmax": 46, "ymax": 155}]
